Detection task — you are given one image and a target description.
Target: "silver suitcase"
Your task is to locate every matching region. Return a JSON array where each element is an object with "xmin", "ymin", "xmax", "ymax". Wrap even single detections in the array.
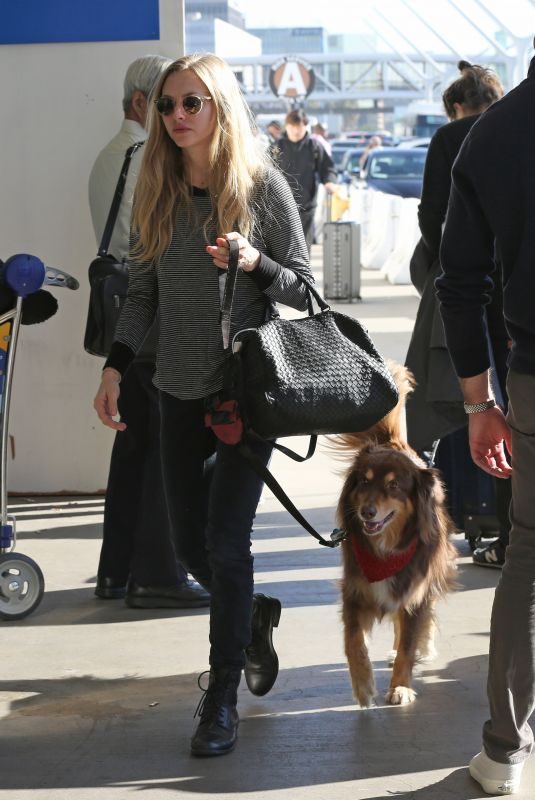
[{"xmin": 322, "ymin": 221, "xmax": 361, "ymax": 302}]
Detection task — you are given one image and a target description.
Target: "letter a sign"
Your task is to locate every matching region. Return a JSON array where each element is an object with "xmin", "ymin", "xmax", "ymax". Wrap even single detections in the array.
[{"xmin": 269, "ymin": 57, "xmax": 315, "ymax": 99}]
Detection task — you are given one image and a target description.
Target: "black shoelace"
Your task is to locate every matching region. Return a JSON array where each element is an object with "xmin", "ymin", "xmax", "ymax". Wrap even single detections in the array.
[
  {"xmin": 193, "ymin": 671, "xmax": 231, "ymax": 726},
  {"xmin": 193, "ymin": 670, "xmax": 212, "ymax": 719}
]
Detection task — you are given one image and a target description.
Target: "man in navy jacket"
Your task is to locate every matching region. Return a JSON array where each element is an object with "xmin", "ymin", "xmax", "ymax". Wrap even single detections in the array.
[{"xmin": 437, "ymin": 49, "xmax": 535, "ymax": 795}]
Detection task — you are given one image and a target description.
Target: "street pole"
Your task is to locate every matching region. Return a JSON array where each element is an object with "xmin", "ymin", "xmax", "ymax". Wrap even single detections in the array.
[{"xmin": 177, "ymin": 0, "xmax": 186, "ymax": 56}]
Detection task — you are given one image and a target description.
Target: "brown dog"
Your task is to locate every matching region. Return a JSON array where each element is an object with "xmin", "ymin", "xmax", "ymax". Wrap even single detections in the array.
[{"xmin": 335, "ymin": 364, "xmax": 457, "ymax": 707}]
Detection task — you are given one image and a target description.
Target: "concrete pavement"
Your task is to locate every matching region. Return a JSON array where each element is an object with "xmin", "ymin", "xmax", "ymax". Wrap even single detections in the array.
[{"xmin": 2, "ymin": 248, "xmax": 534, "ymax": 799}]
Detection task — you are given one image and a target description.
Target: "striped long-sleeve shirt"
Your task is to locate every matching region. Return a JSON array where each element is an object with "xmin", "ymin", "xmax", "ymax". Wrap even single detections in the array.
[{"xmin": 106, "ymin": 166, "xmax": 312, "ymax": 400}]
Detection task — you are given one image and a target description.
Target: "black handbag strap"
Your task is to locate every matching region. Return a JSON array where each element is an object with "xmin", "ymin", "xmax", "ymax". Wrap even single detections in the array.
[
  {"xmin": 98, "ymin": 141, "xmax": 145, "ymax": 257},
  {"xmin": 221, "ymin": 237, "xmax": 329, "ymax": 347},
  {"xmin": 238, "ymin": 438, "xmax": 345, "ymax": 548},
  {"xmin": 221, "ymin": 238, "xmax": 241, "ymax": 349},
  {"xmin": 272, "ymin": 435, "xmax": 317, "ymax": 462}
]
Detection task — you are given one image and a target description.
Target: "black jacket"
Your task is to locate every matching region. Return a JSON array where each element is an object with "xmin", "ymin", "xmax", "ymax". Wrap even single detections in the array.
[
  {"xmin": 405, "ymin": 117, "xmax": 481, "ymax": 450},
  {"xmin": 274, "ymin": 132, "xmax": 337, "ymax": 211},
  {"xmin": 418, "ymin": 115, "xmax": 479, "ymax": 259},
  {"xmin": 437, "ymin": 57, "xmax": 535, "ymax": 378},
  {"xmin": 406, "ymin": 113, "xmax": 510, "ymax": 450}
]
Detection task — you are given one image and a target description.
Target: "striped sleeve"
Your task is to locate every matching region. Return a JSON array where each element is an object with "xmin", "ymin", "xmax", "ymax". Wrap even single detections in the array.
[
  {"xmin": 113, "ymin": 231, "xmax": 159, "ymax": 353},
  {"xmin": 258, "ymin": 167, "xmax": 313, "ymax": 312}
]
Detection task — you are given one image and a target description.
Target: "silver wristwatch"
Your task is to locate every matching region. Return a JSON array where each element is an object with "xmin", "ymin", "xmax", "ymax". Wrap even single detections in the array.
[{"xmin": 463, "ymin": 399, "xmax": 496, "ymax": 414}]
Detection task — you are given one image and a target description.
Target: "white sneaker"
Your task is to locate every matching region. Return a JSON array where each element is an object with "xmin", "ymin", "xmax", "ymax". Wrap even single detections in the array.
[{"xmin": 469, "ymin": 751, "xmax": 524, "ymax": 795}]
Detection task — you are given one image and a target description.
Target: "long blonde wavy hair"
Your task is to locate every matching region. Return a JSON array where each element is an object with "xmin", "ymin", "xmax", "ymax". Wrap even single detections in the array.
[{"xmin": 131, "ymin": 53, "xmax": 270, "ymax": 263}]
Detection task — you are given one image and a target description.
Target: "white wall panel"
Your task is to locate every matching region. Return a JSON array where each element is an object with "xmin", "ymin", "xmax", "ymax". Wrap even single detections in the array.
[{"xmin": 0, "ymin": 0, "xmax": 181, "ymax": 491}]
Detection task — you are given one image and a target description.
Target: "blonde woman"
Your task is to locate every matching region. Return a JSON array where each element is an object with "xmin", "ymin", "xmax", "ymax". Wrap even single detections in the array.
[{"xmin": 93, "ymin": 54, "xmax": 312, "ymax": 756}]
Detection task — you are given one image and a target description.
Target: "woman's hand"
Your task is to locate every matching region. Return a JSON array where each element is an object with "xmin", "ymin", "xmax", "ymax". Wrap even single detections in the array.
[
  {"xmin": 93, "ymin": 368, "xmax": 126, "ymax": 431},
  {"xmin": 206, "ymin": 232, "xmax": 260, "ymax": 272}
]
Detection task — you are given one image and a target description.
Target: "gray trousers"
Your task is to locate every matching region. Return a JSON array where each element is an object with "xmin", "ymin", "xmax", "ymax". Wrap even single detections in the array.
[{"xmin": 483, "ymin": 369, "xmax": 535, "ymax": 764}]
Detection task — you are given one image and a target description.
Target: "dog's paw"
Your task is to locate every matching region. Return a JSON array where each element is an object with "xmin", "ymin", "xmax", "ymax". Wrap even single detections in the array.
[
  {"xmin": 353, "ymin": 676, "xmax": 376, "ymax": 708},
  {"xmin": 385, "ymin": 685, "xmax": 417, "ymax": 705}
]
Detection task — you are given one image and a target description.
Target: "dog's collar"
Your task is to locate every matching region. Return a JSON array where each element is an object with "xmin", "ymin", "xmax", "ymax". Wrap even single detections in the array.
[{"xmin": 352, "ymin": 535, "xmax": 418, "ymax": 583}]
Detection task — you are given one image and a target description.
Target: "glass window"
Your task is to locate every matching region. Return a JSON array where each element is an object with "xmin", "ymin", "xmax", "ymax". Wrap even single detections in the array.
[{"xmin": 369, "ymin": 151, "xmax": 427, "ymax": 179}]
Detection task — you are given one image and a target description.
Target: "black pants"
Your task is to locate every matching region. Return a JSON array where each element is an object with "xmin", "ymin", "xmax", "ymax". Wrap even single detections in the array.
[
  {"xmin": 434, "ymin": 426, "xmax": 511, "ymax": 547},
  {"xmin": 98, "ymin": 361, "xmax": 187, "ymax": 587},
  {"xmin": 299, "ymin": 207, "xmax": 316, "ymax": 255},
  {"xmin": 159, "ymin": 392, "xmax": 273, "ymax": 669}
]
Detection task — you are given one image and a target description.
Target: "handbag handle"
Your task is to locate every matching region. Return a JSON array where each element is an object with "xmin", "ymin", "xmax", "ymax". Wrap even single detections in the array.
[
  {"xmin": 220, "ymin": 239, "xmax": 241, "ymax": 350},
  {"xmin": 220, "ymin": 237, "xmax": 330, "ymax": 351},
  {"xmin": 98, "ymin": 141, "xmax": 145, "ymax": 258}
]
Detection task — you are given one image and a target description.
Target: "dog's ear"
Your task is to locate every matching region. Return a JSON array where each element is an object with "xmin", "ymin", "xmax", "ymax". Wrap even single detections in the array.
[
  {"xmin": 337, "ymin": 452, "xmax": 368, "ymax": 532},
  {"xmin": 412, "ymin": 468, "xmax": 445, "ymax": 545}
]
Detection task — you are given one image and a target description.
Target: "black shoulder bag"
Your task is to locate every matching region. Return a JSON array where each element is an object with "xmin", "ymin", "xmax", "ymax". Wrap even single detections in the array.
[
  {"xmin": 83, "ymin": 141, "xmax": 144, "ymax": 357},
  {"xmin": 205, "ymin": 240, "xmax": 399, "ymax": 547}
]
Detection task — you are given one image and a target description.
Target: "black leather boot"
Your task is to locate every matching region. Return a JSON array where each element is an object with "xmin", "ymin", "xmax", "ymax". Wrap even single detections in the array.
[
  {"xmin": 244, "ymin": 593, "xmax": 282, "ymax": 696},
  {"xmin": 190, "ymin": 668, "xmax": 241, "ymax": 757}
]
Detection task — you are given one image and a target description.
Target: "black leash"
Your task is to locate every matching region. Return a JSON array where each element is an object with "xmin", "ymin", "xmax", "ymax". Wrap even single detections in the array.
[{"xmin": 238, "ymin": 437, "xmax": 346, "ymax": 548}]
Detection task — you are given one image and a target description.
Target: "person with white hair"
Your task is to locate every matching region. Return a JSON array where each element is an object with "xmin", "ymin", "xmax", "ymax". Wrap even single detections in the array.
[{"xmin": 88, "ymin": 55, "xmax": 210, "ymax": 610}]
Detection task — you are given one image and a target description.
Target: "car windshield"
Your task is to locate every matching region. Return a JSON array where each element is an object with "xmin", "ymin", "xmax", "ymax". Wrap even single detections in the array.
[
  {"xmin": 342, "ymin": 150, "xmax": 365, "ymax": 170},
  {"xmin": 332, "ymin": 148, "xmax": 350, "ymax": 166},
  {"xmin": 369, "ymin": 151, "xmax": 427, "ymax": 179}
]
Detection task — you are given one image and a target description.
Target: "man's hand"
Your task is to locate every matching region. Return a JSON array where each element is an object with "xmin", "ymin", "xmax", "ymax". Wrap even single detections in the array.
[
  {"xmin": 324, "ymin": 182, "xmax": 338, "ymax": 195},
  {"xmin": 468, "ymin": 406, "xmax": 512, "ymax": 478}
]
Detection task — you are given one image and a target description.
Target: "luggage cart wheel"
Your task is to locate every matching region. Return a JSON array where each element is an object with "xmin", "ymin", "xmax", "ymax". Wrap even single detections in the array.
[{"xmin": 0, "ymin": 553, "xmax": 44, "ymax": 620}]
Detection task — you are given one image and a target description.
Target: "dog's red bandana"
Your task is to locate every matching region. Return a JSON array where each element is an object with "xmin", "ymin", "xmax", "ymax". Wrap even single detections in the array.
[{"xmin": 352, "ymin": 536, "xmax": 418, "ymax": 583}]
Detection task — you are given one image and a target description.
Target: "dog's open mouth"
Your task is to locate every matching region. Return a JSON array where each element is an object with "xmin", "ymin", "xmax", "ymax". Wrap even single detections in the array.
[{"xmin": 362, "ymin": 511, "xmax": 395, "ymax": 535}]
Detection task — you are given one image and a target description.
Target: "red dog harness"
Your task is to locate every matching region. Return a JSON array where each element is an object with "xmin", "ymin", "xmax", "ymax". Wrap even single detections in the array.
[{"xmin": 352, "ymin": 536, "xmax": 418, "ymax": 583}]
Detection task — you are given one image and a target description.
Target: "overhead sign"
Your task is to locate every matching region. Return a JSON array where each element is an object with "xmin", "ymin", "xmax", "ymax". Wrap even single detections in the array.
[
  {"xmin": 269, "ymin": 57, "xmax": 315, "ymax": 100},
  {"xmin": 0, "ymin": 0, "xmax": 159, "ymax": 45}
]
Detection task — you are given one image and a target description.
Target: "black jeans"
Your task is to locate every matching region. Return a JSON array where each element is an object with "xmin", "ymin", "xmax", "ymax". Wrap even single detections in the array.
[
  {"xmin": 159, "ymin": 392, "xmax": 273, "ymax": 669},
  {"xmin": 299, "ymin": 207, "xmax": 316, "ymax": 255},
  {"xmin": 98, "ymin": 361, "xmax": 187, "ymax": 587}
]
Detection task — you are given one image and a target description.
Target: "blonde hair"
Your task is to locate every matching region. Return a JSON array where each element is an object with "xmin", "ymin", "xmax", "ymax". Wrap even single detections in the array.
[{"xmin": 132, "ymin": 53, "xmax": 269, "ymax": 262}]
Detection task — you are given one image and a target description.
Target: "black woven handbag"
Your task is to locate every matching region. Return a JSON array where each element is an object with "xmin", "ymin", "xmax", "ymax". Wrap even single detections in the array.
[
  {"xmin": 205, "ymin": 241, "xmax": 399, "ymax": 548},
  {"xmin": 222, "ymin": 240, "xmax": 398, "ymax": 442}
]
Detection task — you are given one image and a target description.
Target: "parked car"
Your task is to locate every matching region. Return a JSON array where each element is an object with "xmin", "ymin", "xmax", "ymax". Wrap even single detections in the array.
[
  {"xmin": 330, "ymin": 139, "xmax": 361, "ymax": 171},
  {"xmin": 359, "ymin": 147, "xmax": 427, "ymax": 198},
  {"xmin": 338, "ymin": 147, "xmax": 366, "ymax": 179},
  {"xmin": 397, "ymin": 137, "xmax": 431, "ymax": 148},
  {"xmin": 343, "ymin": 130, "xmax": 396, "ymax": 145}
]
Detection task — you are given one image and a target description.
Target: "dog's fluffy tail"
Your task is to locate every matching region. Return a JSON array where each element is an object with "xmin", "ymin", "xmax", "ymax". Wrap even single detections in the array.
[{"xmin": 333, "ymin": 360, "xmax": 414, "ymax": 453}]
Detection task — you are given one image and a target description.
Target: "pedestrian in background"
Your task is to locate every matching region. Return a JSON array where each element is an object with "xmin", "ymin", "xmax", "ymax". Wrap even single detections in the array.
[
  {"xmin": 266, "ymin": 119, "xmax": 282, "ymax": 145},
  {"xmin": 274, "ymin": 108, "xmax": 337, "ymax": 254},
  {"xmin": 358, "ymin": 134, "xmax": 382, "ymax": 170},
  {"xmin": 93, "ymin": 53, "xmax": 313, "ymax": 757},
  {"xmin": 437, "ymin": 48, "xmax": 535, "ymax": 797},
  {"xmin": 88, "ymin": 55, "xmax": 210, "ymax": 609},
  {"xmin": 404, "ymin": 61, "xmax": 508, "ymax": 570},
  {"xmin": 312, "ymin": 121, "xmax": 332, "ymax": 155}
]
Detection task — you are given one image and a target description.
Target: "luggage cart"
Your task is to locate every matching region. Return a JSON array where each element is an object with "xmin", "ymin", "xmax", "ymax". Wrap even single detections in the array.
[{"xmin": 0, "ymin": 253, "xmax": 79, "ymax": 620}]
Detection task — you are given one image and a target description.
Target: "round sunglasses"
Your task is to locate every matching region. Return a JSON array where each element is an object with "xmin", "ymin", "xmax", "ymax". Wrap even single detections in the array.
[{"xmin": 155, "ymin": 94, "xmax": 212, "ymax": 116}]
